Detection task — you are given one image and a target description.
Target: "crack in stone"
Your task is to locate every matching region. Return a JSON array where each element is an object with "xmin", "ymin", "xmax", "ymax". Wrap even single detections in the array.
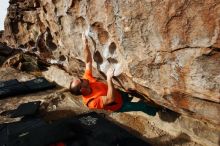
[
  {"xmin": 164, "ymin": 0, "xmax": 191, "ymax": 33},
  {"xmin": 170, "ymin": 46, "xmax": 212, "ymax": 53}
]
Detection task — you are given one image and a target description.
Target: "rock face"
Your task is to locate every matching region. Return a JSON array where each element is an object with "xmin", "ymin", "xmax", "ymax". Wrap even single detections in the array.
[
  {"xmin": 0, "ymin": 0, "xmax": 220, "ymax": 145},
  {"xmin": 0, "ymin": 67, "xmax": 203, "ymax": 146}
]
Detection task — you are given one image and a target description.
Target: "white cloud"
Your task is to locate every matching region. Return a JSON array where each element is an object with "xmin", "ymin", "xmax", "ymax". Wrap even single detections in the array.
[{"xmin": 0, "ymin": 0, "xmax": 9, "ymax": 30}]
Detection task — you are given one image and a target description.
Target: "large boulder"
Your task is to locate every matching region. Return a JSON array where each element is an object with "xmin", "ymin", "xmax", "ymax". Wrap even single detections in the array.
[{"xmin": 0, "ymin": 0, "xmax": 220, "ymax": 145}]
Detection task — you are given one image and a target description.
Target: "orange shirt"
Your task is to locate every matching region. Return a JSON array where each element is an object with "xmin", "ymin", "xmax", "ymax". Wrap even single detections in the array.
[{"xmin": 82, "ymin": 69, "xmax": 123, "ymax": 111}]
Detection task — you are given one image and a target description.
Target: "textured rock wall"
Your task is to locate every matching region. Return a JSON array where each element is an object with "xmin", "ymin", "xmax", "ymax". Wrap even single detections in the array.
[{"xmin": 1, "ymin": 0, "xmax": 220, "ymax": 140}]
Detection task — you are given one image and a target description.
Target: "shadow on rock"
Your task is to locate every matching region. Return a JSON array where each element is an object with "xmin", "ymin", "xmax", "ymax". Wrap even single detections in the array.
[
  {"xmin": 40, "ymin": 109, "xmax": 79, "ymax": 121},
  {"xmin": 158, "ymin": 108, "xmax": 181, "ymax": 123}
]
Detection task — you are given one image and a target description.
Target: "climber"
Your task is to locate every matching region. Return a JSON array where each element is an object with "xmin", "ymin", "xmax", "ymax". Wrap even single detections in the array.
[{"xmin": 69, "ymin": 34, "xmax": 158, "ymax": 115}]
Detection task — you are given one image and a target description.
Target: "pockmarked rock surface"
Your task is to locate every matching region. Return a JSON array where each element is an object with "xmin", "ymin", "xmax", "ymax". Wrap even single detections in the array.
[
  {"xmin": 0, "ymin": 67, "xmax": 202, "ymax": 146},
  {"xmin": 0, "ymin": 0, "xmax": 220, "ymax": 145}
]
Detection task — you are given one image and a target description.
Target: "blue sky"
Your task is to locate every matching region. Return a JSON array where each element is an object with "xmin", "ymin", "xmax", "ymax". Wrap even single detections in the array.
[{"xmin": 0, "ymin": 0, "xmax": 9, "ymax": 30}]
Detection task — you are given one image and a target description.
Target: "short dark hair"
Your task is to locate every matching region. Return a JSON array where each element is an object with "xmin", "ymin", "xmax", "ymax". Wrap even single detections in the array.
[{"xmin": 69, "ymin": 80, "xmax": 82, "ymax": 95}]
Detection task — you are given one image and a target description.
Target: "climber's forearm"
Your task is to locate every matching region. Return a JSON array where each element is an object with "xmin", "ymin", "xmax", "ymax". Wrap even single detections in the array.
[
  {"xmin": 105, "ymin": 77, "xmax": 116, "ymax": 104},
  {"xmin": 84, "ymin": 42, "xmax": 92, "ymax": 71}
]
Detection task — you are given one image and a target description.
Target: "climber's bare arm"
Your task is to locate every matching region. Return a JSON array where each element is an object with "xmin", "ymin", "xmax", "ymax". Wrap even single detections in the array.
[
  {"xmin": 83, "ymin": 35, "xmax": 92, "ymax": 71},
  {"xmin": 102, "ymin": 68, "xmax": 117, "ymax": 105}
]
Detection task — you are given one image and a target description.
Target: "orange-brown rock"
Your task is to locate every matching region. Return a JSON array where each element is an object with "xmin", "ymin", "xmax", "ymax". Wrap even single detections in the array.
[{"xmin": 0, "ymin": 0, "xmax": 220, "ymax": 145}]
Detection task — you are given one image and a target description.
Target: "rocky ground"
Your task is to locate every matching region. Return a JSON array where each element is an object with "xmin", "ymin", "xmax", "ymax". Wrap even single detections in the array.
[
  {"xmin": 0, "ymin": 67, "xmax": 202, "ymax": 146},
  {"xmin": 0, "ymin": 0, "xmax": 220, "ymax": 145}
]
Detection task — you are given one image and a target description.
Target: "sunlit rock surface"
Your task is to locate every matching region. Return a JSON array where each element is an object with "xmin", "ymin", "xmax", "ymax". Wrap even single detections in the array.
[
  {"xmin": 0, "ymin": 67, "xmax": 202, "ymax": 146},
  {"xmin": 0, "ymin": 0, "xmax": 220, "ymax": 145}
]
